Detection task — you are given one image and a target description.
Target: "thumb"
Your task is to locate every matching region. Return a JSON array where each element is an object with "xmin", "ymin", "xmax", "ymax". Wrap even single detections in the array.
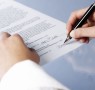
[{"xmin": 70, "ymin": 26, "xmax": 95, "ymax": 38}]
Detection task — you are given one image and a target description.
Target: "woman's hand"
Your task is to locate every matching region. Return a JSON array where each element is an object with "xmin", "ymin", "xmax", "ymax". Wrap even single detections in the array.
[
  {"xmin": 0, "ymin": 32, "xmax": 40, "ymax": 79},
  {"xmin": 66, "ymin": 8, "xmax": 95, "ymax": 43}
]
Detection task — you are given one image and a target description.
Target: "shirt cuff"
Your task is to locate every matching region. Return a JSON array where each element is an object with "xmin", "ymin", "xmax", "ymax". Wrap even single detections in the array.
[{"xmin": 0, "ymin": 60, "xmax": 69, "ymax": 90}]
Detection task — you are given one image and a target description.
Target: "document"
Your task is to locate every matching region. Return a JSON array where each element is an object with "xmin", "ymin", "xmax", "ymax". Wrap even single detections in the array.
[{"xmin": 0, "ymin": 0, "xmax": 83, "ymax": 65}]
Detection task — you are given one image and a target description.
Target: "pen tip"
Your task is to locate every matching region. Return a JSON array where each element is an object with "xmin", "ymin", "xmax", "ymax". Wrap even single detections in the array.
[
  {"xmin": 64, "ymin": 39, "xmax": 68, "ymax": 43},
  {"xmin": 64, "ymin": 35, "xmax": 72, "ymax": 43}
]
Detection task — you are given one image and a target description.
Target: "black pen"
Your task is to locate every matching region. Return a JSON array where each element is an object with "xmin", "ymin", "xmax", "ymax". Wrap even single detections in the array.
[{"xmin": 64, "ymin": 2, "xmax": 95, "ymax": 43}]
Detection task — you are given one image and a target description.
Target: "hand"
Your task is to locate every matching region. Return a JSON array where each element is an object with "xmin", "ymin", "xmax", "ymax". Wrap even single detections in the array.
[
  {"xmin": 66, "ymin": 8, "xmax": 95, "ymax": 43},
  {"xmin": 0, "ymin": 32, "xmax": 40, "ymax": 79}
]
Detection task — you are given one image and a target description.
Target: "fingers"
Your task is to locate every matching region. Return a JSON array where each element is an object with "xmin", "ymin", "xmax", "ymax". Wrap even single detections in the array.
[
  {"xmin": 66, "ymin": 7, "xmax": 95, "ymax": 43},
  {"xmin": 66, "ymin": 8, "xmax": 88, "ymax": 34},
  {"xmin": 29, "ymin": 48, "xmax": 40, "ymax": 63},
  {"xmin": 29, "ymin": 48, "xmax": 36, "ymax": 52},
  {"xmin": 70, "ymin": 26, "xmax": 95, "ymax": 38},
  {"xmin": 11, "ymin": 34, "xmax": 23, "ymax": 41},
  {"xmin": 78, "ymin": 37, "xmax": 89, "ymax": 43},
  {"xmin": 75, "ymin": 37, "xmax": 89, "ymax": 43},
  {"xmin": 87, "ymin": 19, "xmax": 95, "ymax": 27},
  {"xmin": 89, "ymin": 11, "xmax": 95, "ymax": 22},
  {"xmin": 0, "ymin": 32, "xmax": 11, "ymax": 40},
  {"xmin": 9, "ymin": 34, "xmax": 24, "ymax": 44},
  {"xmin": 0, "ymin": 32, "xmax": 24, "ymax": 45}
]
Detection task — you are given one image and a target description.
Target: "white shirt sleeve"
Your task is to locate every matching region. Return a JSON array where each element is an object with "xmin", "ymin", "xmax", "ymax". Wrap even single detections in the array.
[{"xmin": 0, "ymin": 60, "xmax": 69, "ymax": 90}]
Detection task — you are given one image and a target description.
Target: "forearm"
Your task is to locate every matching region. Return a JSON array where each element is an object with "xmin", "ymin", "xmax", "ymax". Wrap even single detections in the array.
[{"xmin": 0, "ymin": 60, "xmax": 68, "ymax": 90}]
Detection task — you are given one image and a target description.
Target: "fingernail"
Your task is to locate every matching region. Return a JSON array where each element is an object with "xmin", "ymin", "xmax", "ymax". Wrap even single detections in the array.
[{"xmin": 70, "ymin": 31, "xmax": 75, "ymax": 38}]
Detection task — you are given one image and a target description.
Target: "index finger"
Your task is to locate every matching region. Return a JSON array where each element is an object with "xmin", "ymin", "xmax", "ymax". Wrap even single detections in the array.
[{"xmin": 66, "ymin": 8, "xmax": 88, "ymax": 34}]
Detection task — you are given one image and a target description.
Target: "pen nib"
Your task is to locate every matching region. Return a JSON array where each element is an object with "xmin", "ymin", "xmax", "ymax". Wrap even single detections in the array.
[
  {"xmin": 64, "ymin": 35, "xmax": 72, "ymax": 43},
  {"xmin": 64, "ymin": 39, "xmax": 68, "ymax": 43},
  {"xmin": 64, "ymin": 36, "xmax": 71, "ymax": 43}
]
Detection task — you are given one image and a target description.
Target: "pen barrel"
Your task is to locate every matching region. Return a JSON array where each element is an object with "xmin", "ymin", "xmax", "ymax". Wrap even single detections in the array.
[
  {"xmin": 64, "ymin": 2, "xmax": 95, "ymax": 43},
  {"xmin": 73, "ymin": 3, "xmax": 95, "ymax": 30}
]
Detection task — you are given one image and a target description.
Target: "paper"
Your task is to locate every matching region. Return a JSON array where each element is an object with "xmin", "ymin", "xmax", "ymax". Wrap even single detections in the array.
[{"xmin": 0, "ymin": 0, "xmax": 83, "ymax": 65}]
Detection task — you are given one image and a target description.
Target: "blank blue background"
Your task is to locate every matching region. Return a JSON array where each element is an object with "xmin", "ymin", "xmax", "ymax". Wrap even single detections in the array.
[
  {"xmin": 16, "ymin": 0, "xmax": 94, "ymax": 22},
  {"xmin": 15, "ymin": 0, "xmax": 95, "ymax": 90}
]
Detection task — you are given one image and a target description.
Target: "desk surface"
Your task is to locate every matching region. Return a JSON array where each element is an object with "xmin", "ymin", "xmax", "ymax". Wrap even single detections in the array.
[{"xmin": 16, "ymin": 0, "xmax": 95, "ymax": 90}]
